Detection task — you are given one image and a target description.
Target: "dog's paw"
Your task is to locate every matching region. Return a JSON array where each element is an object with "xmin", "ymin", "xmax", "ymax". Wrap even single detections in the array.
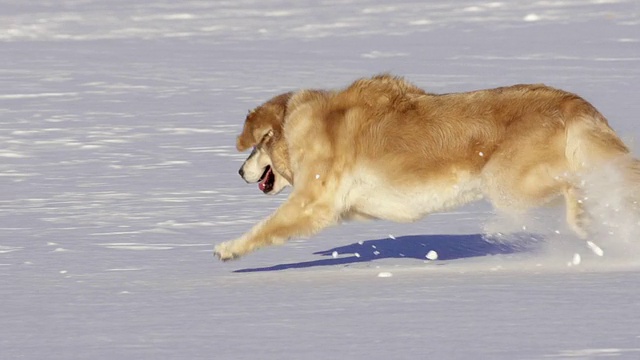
[{"xmin": 214, "ymin": 242, "xmax": 240, "ymax": 262}]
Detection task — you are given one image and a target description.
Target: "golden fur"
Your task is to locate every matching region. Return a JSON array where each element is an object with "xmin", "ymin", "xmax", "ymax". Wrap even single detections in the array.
[{"xmin": 214, "ymin": 74, "xmax": 636, "ymax": 261}]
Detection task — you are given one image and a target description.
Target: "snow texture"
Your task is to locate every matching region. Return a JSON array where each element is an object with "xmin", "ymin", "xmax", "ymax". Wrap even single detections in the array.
[{"xmin": 2, "ymin": 0, "xmax": 640, "ymax": 359}]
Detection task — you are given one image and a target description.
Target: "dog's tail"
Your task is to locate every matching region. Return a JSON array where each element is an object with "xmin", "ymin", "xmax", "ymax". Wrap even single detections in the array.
[
  {"xmin": 564, "ymin": 97, "xmax": 640, "ymax": 181},
  {"xmin": 564, "ymin": 98, "xmax": 640, "ymax": 243}
]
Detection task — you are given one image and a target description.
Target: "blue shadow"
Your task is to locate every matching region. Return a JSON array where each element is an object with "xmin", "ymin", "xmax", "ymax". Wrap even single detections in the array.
[{"xmin": 234, "ymin": 233, "xmax": 543, "ymax": 273}]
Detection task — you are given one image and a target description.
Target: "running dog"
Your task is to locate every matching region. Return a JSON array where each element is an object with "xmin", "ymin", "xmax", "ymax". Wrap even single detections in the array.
[{"xmin": 214, "ymin": 74, "xmax": 637, "ymax": 261}]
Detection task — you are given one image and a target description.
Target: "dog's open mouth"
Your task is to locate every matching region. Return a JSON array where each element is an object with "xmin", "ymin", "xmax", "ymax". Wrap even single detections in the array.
[{"xmin": 258, "ymin": 166, "xmax": 275, "ymax": 193}]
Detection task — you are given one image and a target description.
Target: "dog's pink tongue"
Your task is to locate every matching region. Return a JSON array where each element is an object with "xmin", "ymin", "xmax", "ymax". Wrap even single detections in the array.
[{"xmin": 258, "ymin": 167, "xmax": 273, "ymax": 191}]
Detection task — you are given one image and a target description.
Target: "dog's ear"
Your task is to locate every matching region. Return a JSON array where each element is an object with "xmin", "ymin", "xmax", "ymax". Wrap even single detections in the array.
[
  {"xmin": 236, "ymin": 109, "xmax": 259, "ymax": 152},
  {"xmin": 236, "ymin": 121, "xmax": 273, "ymax": 152},
  {"xmin": 236, "ymin": 92, "xmax": 293, "ymax": 152}
]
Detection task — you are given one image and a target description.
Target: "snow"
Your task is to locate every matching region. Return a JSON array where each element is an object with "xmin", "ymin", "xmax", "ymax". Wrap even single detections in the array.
[
  {"xmin": 587, "ymin": 241, "xmax": 605, "ymax": 257},
  {"xmin": 426, "ymin": 250, "xmax": 439, "ymax": 260},
  {"xmin": 571, "ymin": 253, "xmax": 581, "ymax": 266},
  {"xmin": 523, "ymin": 13, "xmax": 542, "ymax": 22},
  {"xmin": 1, "ymin": 0, "xmax": 640, "ymax": 359}
]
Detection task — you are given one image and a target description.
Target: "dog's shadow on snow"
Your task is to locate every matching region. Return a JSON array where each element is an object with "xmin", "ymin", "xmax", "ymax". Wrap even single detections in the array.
[{"xmin": 234, "ymin": 233, "xmax": 542, "ymax": 273}]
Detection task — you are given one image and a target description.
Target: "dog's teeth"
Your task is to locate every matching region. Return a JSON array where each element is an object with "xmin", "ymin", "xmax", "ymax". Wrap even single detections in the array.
[
  {"xmin": 426, "ymin": 250, "xmax": 438, "ymax": 260},
  {"xmin": 332, "ymin": 251, "xmax": 338, "ymax": 258}
]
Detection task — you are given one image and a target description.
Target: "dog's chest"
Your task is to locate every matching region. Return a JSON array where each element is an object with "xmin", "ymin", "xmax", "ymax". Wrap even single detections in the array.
[{"xmin": 345, "ymin": 175, "xmax": 483, "ymax": 222}]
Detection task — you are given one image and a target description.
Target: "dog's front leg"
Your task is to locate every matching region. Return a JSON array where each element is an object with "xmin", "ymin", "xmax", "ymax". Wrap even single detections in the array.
[{"xmin": 214, "ymin": 192, "xmax": 338, "ymax": 261}]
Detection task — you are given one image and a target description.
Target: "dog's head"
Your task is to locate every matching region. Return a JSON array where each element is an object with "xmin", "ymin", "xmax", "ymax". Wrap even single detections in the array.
[{"xmin": 236, "ymin": 92, "xmax": 293, "ymax": 195}]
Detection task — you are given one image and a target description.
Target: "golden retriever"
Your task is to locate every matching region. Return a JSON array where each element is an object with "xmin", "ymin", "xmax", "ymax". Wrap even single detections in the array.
[{"xmin": 214, "ymin": 74, "xmax": 637, "ymax": 261}]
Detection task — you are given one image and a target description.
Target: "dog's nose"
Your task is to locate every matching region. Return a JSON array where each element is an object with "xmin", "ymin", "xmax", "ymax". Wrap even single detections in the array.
[{"xmin": 238, "ymin": 167, "xmax": 245, "ymax": 178}]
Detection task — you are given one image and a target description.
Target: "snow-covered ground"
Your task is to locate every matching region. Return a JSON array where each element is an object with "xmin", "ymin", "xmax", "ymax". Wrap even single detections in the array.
[{"xmin": 2, "ymin": 0, "xmax": 640, "ymax": 359}]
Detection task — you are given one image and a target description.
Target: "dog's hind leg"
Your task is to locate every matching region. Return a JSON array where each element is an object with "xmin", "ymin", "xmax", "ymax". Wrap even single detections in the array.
[
  {"xmin": 564, "ymin": 186, "xmax": 589, "ymax": 238},
  {"xmin": 214, "ymin": 191, "xmax": 339, "ymax": 261}
]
